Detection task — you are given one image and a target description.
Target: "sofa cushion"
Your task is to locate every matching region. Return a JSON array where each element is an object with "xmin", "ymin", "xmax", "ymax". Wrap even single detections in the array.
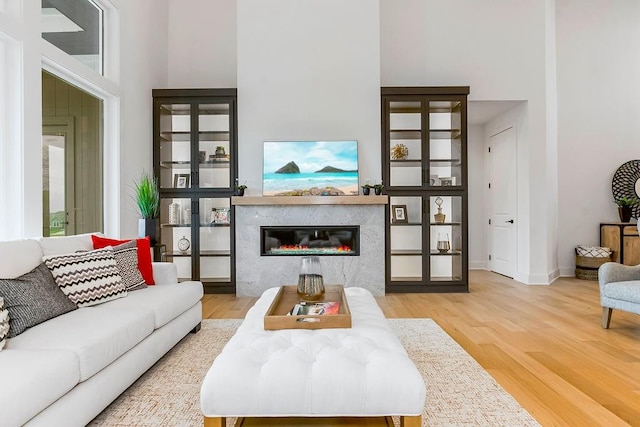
[
  {"xmin": 602, "ymin": 280, "xmax": 640, "ymax": 305},
  {"xmin": 102, "ymin": 281, "xmax": 203, "ymax": 329},
  {"xmin": 0, "ymin": 263, "xmax": 77, "ymax": 338},
  {"xmin": 39, "ymin": 232, "xmax": 100, "ymax": 256},
  {"xmin": 0, "ymin": 239, "xmax": 43, "ymax": 279},
  {"xmin": 92, "ymin": 235, "xmax": 155, "ymax": 285},
  {"xmin": 6, "ymin": 305, "xmax": 155, "ymax": 381},
  {"xmin": 0, "ymin": 297, "xmax": 8, "ymax": 350},
  {"xmin": 0, "ymin": 349, "xmax": 80, "ymax": 427},
  {"xmin": 43, "ymin": 247, "xmax": 127, "ymax": 307},
  {"xmin": 112, "ymin": 241, "xmax": 147, "ymax": 291}
]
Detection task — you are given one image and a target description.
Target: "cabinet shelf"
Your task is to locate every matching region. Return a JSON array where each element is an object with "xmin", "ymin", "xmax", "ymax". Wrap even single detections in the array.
[
  {"xmin": 160, "ymin": 161, "xmax": 230, "ymax": 169},
  {"xmin": 430, "ymin": 158, "xmax": 461, "ymax": 166},
  {"xmin": 165, "ymin": 250, "xmax": 231, "ymax": 257},
  {"xmin": 390, "ymin": 249, "xmax": 423, "ymax": 256},
  {"xmin": 429, "ymin": 222, "xmax": 462, "ymax": 226},
  {"xmin": 160, "ymin": 131, "xmax": 230, "ymax": 142},
  {"xmin": 388, "ymin": 100, "xmax": 461, "ymax": 114},
  {"xmin": 430, "ymin": 129, "xmax": 461, "ymax": 139},
  {"xmin": 391, "ymin": 222, "xmax": 422, "ymax": 226},
  {"xmin": 161, "ymin": 223, "xmax": 231, "ymax": 228},
  {"xmin": 429, "ymin": 250, "xmax": 462, "ymax": 256},
  {"xmin": 390, "ymin": 160, "xmax": 421, "ymax": 167}
]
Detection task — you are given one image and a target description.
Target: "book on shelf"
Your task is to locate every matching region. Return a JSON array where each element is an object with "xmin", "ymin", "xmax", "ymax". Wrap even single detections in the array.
[{"xmin": 288, "ymin": 301, "xmax": 340, "ymax": 316}]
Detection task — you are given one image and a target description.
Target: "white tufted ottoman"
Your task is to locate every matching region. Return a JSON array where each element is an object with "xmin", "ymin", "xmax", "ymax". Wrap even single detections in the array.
[{"xmin": 200, "ymin": 287, "xmax": 426, "ymax": 426}]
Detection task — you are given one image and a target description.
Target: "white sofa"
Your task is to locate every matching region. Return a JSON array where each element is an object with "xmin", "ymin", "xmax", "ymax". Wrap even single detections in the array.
[{"xmin": 0, "ymin": 233, "xmax": 204, "ymax": 427}]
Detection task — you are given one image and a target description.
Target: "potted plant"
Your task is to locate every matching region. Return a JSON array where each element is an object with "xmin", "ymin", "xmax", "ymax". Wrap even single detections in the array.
[
  {"xmin": 134, "ymin": 172, "xmax": 160, "ymax": 244},
  {"xmin": 373, "ymin": 183, "xmax": 384, "ymax": 196},
  {"xmin": 361, "ymin": 184, "xmax": 372, "ymax": 195},
  {"xmin": 614, "ymin": 196, "xmax": 639, "ymax": 222},
  {"xmin": 234, "ymin": 183, "xmax": 247, "ymax": 196}
]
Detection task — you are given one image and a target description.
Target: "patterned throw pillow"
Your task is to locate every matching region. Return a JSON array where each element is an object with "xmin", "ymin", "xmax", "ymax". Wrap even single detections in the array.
[
  {"xmin": 0, "ymin": 297, "xmax": 9, "ymax": 350},
  {"xmin": 43, "ymin": 247, "xmax": 127, "ymax": 308},
  {"xmin": 112, "ymin": 241, "xmax": 147, "ymax": 291},
  {"xmin": 0, "ymin": 263, "xmax": 78, "ymax": 338}
]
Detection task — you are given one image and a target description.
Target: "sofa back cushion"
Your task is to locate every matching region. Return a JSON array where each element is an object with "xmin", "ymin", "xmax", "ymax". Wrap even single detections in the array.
[
  {"xmin": 39, "ymin": 232, "xmax": 101, "ymax": 256},
  {"xmin": 0, "ymin": 239, "xmax": 43, "ymax": 279},
  {"xmin": 0, "ymin": 263, "xmax": 77, "ymax": 338}
]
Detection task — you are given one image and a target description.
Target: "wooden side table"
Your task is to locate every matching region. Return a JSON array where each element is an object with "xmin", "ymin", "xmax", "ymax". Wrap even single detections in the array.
[{"xmin": 600, "ymin": 222, "xmax": 640, "ymax": 266}]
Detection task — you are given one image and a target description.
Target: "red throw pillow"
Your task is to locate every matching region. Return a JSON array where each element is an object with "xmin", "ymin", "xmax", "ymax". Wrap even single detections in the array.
[{"xmin": 91, "ymin": 235, "xmax": 155, "ymax": 285}]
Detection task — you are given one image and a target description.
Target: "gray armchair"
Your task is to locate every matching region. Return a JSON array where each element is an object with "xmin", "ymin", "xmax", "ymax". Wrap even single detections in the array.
[{"xmin": 598, "ymin": 262, "xmax": 640, "ymax": 328}]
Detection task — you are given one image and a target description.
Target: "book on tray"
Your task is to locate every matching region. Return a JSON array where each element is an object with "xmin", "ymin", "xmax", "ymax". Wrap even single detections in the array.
[{"xmin": 288, "ymin": 301, "xmax": 340, "ymax": 316}]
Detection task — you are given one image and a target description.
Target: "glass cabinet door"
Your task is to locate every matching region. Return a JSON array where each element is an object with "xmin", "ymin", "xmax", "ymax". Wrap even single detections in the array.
[
  {"xmin": 388, "ymin": 100, "xmax": 423, "ymax": 188},
  {"xmin": 429, "ymin": 101, "xmax": 463, "ymax": 188},
  {"xmin": 389, "ymin": 195, "xmax": 423, "ymax": 283},
  {"xmin": 159, "ymin": 197, "xmax": 193, "ymax": 281},
  {"xmin": 429, "ymin": 195, "xmax": 463, "ymax": 282},
  {"xmin": 198, "ymin": 103, "xmax": 232, "ymax": 189},
  {"xmin": 158, "ymin": 103, "xmax": 192, "ymax": 189},
  {"xmin": 198, "ymin": 197, "xmax": 232, "ymax": 283}
]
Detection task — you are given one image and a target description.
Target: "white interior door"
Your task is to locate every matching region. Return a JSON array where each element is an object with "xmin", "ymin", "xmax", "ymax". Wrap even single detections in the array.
[{"xmin": 489, "ymin": 126, "xmax": 517, "ymax": 278}]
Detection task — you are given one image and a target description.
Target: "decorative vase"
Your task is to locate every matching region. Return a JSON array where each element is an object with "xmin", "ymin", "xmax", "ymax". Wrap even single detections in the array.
[
  {"xmin": 436, "ymin": 233, "xmax": 450, "ymax": 253},
  {"xmin": 618, "ymin": 206, "xmax": 632, "ymax": 222},
  {"xmin": 168, "ymin": 202, "xmax": 180, "ymax": 225},
  {"xmin": 434, "ymin": 196, "xmax": 446, "ymax": 224},
  {"xmin": 138, "ymin": 218, "xmax": 158, "ymax": 245},
  {"xmin": 215, "ymin": 146, "xmax": 225, "ymax": 157},
  {"xmin": 297, "ymin": 256, "xmax": 325, "ymax": 301}
]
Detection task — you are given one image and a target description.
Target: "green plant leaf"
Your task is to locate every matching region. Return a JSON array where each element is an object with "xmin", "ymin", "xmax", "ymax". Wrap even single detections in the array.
[{"xmin": 134, "ymin": 172, "xmax": 159, "ymax": 219}]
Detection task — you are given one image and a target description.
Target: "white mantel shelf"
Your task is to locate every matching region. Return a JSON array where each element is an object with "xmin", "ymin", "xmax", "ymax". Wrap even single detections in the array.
[{"xmin": 232, "ymin": 195, "xmax": 388, "ymax": 206}]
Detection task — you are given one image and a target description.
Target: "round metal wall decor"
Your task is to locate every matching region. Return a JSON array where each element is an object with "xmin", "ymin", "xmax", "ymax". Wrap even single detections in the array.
[{"xmin": 612, "ymin": 160, "xmax": 640, "ymax": 219}]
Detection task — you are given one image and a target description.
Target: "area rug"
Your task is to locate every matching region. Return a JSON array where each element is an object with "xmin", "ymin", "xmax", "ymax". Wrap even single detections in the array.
[{"xmin": 90, "ymin": 319, "xmax": 540, "ymax": 426}]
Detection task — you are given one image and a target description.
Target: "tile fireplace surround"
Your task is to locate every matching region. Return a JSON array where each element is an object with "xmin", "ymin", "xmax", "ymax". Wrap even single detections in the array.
[{"xmin": 233, "ymin": 196, "xmax": 388, "ymax": 297}]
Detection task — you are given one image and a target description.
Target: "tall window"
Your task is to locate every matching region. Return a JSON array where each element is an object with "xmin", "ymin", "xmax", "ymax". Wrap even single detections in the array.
[
  {"xmin": 41, "ymin": 0, "xmax": 104, "ymax": 74},
  {"xmin": 42, "ymin": 71, "xmax": 104, "ymax": 237}
]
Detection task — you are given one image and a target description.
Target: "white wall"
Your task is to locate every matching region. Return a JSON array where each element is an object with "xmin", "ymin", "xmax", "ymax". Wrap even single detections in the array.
[
  {"xmin": 468, "ymin": 124, "xmax": 486, "ymax": 269},
  {"xmin": 117, "ymin": 0, "xmax": 170, "ymax": 238},
  {"xmin": 167, "ymin": 0, "xmax": 236, "ymax": 88},
  {"xmin": 236, "ymin": 0, "xmax": 381, "ymax": 193},
  {"xmin": 556, "ymin": 0, "xmax": 640, "ymax": 275},
  {"xmin": 380, "ymin": 0, "xmax": 558, "ymax": 283}
]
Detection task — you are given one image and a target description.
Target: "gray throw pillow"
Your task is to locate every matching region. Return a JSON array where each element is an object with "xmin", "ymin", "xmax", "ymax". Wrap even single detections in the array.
[
  {"xmin": 112, "ymin": 241, "xmax": 147, "ymax": 291},
  {"xmin": 0, "ymin": 263, "xmax": 77, "ymax": 338}
]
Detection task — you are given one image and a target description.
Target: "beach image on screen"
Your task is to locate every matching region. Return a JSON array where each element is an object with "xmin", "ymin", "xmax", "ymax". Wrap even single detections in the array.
[{"xmin": 263, "ymin": 141, "xmax": 359, "ymax": 196}]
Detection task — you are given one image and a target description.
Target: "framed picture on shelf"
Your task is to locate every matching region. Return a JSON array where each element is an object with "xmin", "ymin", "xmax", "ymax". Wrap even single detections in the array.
[
  {"xmin": 429, "ymin": 175, "xmax": 439, "ymax": 186},
  {"xmin": 439, "ymin": 177, "xmax": 455, "ymax": 186},
  {"xmin": 174, "ymin": 174, "xmax": 190, "ymax": 188},
  {"xmin": 211, "ymin": 208, "xmax": 230, "ymax": 224},
  {"xmin": 391, "ymin": 205, "xmax": 408, "ymax": 224}
]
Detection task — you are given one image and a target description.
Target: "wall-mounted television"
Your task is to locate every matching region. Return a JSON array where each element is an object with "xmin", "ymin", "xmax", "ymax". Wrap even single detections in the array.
[{"xmin": 263, "ymin": 141, "xmax": 359, "ymax": 196}]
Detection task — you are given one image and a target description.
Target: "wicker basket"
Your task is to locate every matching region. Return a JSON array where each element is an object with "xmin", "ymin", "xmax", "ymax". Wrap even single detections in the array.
[{"xmin": 575, "ymin": 254, "xmax": 612, "ymax": 281}]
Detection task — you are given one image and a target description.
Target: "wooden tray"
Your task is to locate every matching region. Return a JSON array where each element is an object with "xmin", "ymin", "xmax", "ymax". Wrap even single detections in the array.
[{"xmin": 264, "ymin": 285, "xmax": 352, "ymax": 330}]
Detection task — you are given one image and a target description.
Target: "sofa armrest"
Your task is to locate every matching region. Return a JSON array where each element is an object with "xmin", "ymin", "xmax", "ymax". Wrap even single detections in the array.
[
  {"xmin": 599, "ymin": 262, "xmax": 640, "ymax": 288},
  {"xmin": 152, "ymin": 262, "xmax": 179, "ymax": 285}
]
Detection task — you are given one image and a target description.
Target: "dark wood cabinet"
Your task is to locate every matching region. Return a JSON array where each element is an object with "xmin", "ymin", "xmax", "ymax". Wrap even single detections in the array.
[
  {"xmin": 382, "ymin": 87, "xmax": 469, "ymax": 293},
  {"xmin": 153, "ymin": 89, "xmax": 238, "ymax": 294}
]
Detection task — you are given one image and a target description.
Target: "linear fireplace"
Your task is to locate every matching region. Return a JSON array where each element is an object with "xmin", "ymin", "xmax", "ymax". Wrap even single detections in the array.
[{"xmin": 261, "ymin": 225, "xmax": 359, "ymax": 256}]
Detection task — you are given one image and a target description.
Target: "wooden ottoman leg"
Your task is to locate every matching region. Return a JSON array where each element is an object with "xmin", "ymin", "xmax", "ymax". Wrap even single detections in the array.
[
  {"xmin": 204, "ymin": 416, "xmax": 226, "ymax": 427},
  {"xmin": 401, "ymin": 415, "xmax": 422, "ymax": 427}
]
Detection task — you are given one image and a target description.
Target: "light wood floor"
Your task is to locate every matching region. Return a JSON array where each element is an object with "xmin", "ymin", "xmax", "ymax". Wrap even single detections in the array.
[{"xmin": 201, "ymin": 271, "xmax": 640, "ymax": 427}]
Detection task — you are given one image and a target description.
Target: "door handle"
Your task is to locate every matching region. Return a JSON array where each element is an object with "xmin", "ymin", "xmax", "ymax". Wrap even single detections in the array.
[{"xmin": 505, "ymin": 219, "xmax": 514, "ymax": 224}]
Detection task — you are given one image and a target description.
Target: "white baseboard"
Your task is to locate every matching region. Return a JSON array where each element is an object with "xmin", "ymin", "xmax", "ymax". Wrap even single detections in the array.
[{"xmin": 469, "ymin": 261, "xmax": 487, "ymax": 270}]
